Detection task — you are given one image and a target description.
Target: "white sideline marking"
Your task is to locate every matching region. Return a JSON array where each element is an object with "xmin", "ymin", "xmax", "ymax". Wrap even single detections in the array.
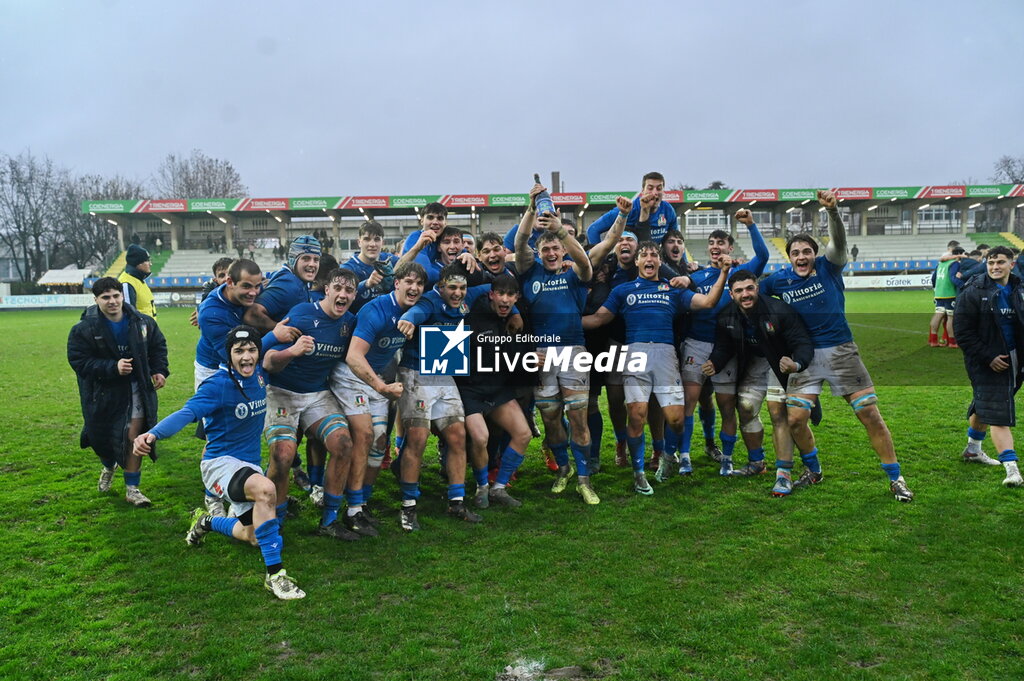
[{"xmin": 849, "ymin": 322, "xmax": 926, "ymax": 336}]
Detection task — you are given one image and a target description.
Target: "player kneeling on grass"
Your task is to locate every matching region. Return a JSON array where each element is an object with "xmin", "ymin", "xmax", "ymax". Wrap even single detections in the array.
[
  {"xmin": 952, "ymin": 246, "xmax": 1024, "ymax": 486},
  {"xmin": 700, "ymin": 271, "xmax": 814, "ymax": 478},
  {"xmin": 133, "ymin": 326, "xmax": 304, "ymax": 600},
  {"xmin": 583, "ymin": 241, "xmax": 728, "ymax": 496},
  {"xmin": 68, "ymin": 277, "xmax": 168, "ymax": 508}
]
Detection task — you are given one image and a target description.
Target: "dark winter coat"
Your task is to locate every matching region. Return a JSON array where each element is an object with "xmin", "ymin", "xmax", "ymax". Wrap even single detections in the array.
[
  {"xmin": 708, "ymin": 294, "xmax": 814, "ymax": 393},
  {"xmin": 953, "ymin": 273, "xmax": 1024, "ymax": 426},
  {"xmin": 67, "ymin": 304, "xmax": 169, "ymax": 466}
]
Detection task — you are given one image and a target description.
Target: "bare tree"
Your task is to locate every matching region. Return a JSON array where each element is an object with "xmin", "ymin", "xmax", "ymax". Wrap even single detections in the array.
[
  {"xmin": 54, "ymin": 173, "xmax": 146, "ymax": 270},
  {"xmin": 670, "ymin": 182, "xmax": 696, "ymax": 192},
  {"xmin": 0, "ymin": 151, "xmax": 63, "ymax": 282},
  {"xmin": 152, "ymin": 149, "xmax": 248, "ymax": 198},
  {"xmin": 705, "ymin": 180, "xmax": 730, "ymax": 190},
  {"xmin": 992, "ymin": 155, "xmax": 1024, "ymax": 184}
]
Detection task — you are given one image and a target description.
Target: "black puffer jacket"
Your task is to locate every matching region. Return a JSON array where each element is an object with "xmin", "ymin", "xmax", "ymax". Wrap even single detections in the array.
[
  {"xmin": 708, "ymin": 294, "xmax": 814, "ymax": 392},
  {"xmin": 953, "ymin": 273, "xmax": 1024, "ymax": 425},
  {"xmin": 67, "ymin": 304, "xmax": 169, "ymax": 466}
]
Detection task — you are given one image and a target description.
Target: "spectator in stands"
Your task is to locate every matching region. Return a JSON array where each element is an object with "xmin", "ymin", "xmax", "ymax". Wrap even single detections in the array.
[
  {"xmin": 155, "ymin": 236, "xmax": 163, "ymax": 255},
  {"xmin": 247, "ymin": 241, "xmax": 256, "ymax": 260},
  {"xmin": 236, "ymin": 242, "xmax": 245, "ymax": 259},
  {"xmin": 119, "ymin": 244, "xmax": 157, "ymax": 318},
  {"xmin": 850, "ymin": 244, "xmax": 859, "ymax": 262}
]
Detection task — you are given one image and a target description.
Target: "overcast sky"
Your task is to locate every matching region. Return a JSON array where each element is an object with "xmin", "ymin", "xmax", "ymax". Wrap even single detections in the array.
[{"xmin": 2, "ymin": 0, "xmax": 1022, "ymax": 197}]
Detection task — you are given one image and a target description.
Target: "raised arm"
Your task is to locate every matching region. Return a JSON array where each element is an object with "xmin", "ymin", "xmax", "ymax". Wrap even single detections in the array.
[
  {"xmin": 263, "ymin": 335, "xmax": 315, "ymax": 373},
  {"xmin": 396, "ymin": 230, "xmax": 435, "ymax": 270},
  {"xmin": 735, "ymin": 209, "xmax": 770, "ymax": 273},
  {"xmin": 514, "ymin": 184, "xmax": 544, "ymax": 273},
  {"xmin": 589, "ymin": 196, "xmax": 631, "ymax": 265},
  {"xmin": 818, "ymin": 190, "xmax": 848, "ymax": 267}
]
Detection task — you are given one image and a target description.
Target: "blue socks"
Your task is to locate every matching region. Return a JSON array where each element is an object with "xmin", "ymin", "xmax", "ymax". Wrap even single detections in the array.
[
  {"xmin": 626, "ymin": 434, "xmax": 645, "ymax": 472},
  {"xmin": 800, "ymin": 448, "xmax": 821, "ymax": 474},
  {"xmin": 720, "ymin": 431, "xmax": 737, "ymax": 458},
  {"xmin": 747, "ymin": 447, "xmax": 765, "ymax": 463},
  {"xmin": 665, "ymin": 426, "xmax": 681, "ymax": 456},
  {"xmin": 551, "ymin": 441, "xmax": 570, "ymax": 467},
  {"xmin": 399, "ymin": 481, "xmax": 420, "ymax": 501},
  {"xmin": 653, "ymin": 438, "xmax": 665, "ymax": 454},
  {"xmin": 473, "ymin": 467, "xmax": 489, "ymax": 487},
  {"xmin": 275, "ymin": 502, "xmax": 288, "ymax": 524},
  {"xmin": 362, "ymin": 484, "xmax": 374, "ymax": 503},
  {"xmin": 308, "ymin": 464, "xmax": 325, "ymax": 487},
  {"xmin": 496, "ymin": 447, "xmax": 525, "ymax": 486},
  {"xmin": 681, "ymin": 415, "xmax": 694, "ymax": 456},
  {"xmin": 569, "ymin": 441, "xmax": 589, "ymax": 477},
  {"xmin": 211, "ymin": 516, "xmax": 238, "ymax": 538},
  {"xmin": 322, "ymin": 493, "xmax": 342, "ymax": 526},
  {"xmin": 254, "ymin": 519, "xmax": 283, "ymax": 569},
  {"xmin": 447, "ymin": 483, "xmax": 465, "ymax": 501},
  {"xmin": 123, "ymin": 471, "xmax": 141, "ymax": 487},
  {"xmin": 699, "ymin": 405, "xmax": 716, "ymax": 441},
  {"xmin": 999, "ymin": 449, "xmax": 1018, "ymax": 463},
  {"xmin": 881, "ymin": 462, "xmax": 901, "ymax": 481}
]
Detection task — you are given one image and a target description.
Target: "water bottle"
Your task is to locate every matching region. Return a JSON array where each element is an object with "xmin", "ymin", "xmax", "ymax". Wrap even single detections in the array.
[{"xmin": 533, "ymin": 173, "xmax": 555, "ymax": 216}]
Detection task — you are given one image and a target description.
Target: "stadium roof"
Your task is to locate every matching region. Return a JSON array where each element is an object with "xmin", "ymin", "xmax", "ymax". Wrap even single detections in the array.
[{"xmin": 82, "ymin": 183, "xmax": 1024, "ymax": 218}]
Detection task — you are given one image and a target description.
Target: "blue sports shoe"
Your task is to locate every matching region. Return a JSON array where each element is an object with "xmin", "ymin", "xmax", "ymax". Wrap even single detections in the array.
[
  {"xmin": 678, "ymin": 456, "xmax": 693, "ymax": 475},
  {"xmin": 772, "ymin": 471, "xmax": 793, "ymax": 497}
]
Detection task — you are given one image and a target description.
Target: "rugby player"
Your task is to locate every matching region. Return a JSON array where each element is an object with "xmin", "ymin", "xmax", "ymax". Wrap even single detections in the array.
[
  {"xmin": 586, "ymin": 171, "xmax": 678, "ymax": 246},
  {"xmin": 584, "ymin": 241, "xmax": 728, "ymax": 494},
  {"xmin": 134, "ymin": 326, "xmax": 304, "ymax": 600},
  {"xmin": 189, "ymin": 256, "xmax": 233, "ymax": 326},
  {"xmin": 759, "ymin": 190, "xmax": 914, "ymax": 502},
  {"xmin": 345, "ymin": 220, "xmax": 399, "ymax": 313},
  {"xmin": 515, "ymin": 182, "xmax": 598, "ymax": 504},
  {"xmin": 262, "ymin": 268, "xmax": 368, "ymax": 539}
]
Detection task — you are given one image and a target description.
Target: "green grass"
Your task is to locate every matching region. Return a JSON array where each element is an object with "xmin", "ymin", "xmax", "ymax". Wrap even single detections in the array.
[{"xmin": 2, "ymin": 290, "xmax": 1023, "ymax": 680}]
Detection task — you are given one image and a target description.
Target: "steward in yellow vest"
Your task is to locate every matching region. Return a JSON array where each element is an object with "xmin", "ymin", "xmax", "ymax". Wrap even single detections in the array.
[{"xmin": 118, "ymin": 244, "xmax": 157, "ymax": 318}]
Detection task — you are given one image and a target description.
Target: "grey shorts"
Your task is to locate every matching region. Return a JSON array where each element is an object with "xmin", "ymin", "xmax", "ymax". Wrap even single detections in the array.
[
  {"xmin": 680, "ymin": 338, "xmax": 737, "ymax": 393},
  {"xmin": 396, "ymin": 367, "xmax": 465, "ymax": 424},
  {"xmin": 623, "ymin": 342, "xmax": 686, "ymax": 407},
  {"xmin": 736, "ymin": 356, "xmax": 785, "ymax": 405},
  {"xmin": 785, "ymin": 341, "xmax": 873, "ymax": 397},
  {"xmin": 331, "ymin": 362, "xmax": 390, "ymax": 418},
  {"xmin": 194, "ymin": 361, "xmax": 218, "ymax": 391},
  {"xmin": 535, "ymin": 345, "xmax": 591, "ymax": 399},
  {"xmin": 130, "ymin": 382, "xmax": 143, "ymax": 419},
  {"xmin": 200, "ymin": 456, "xmax": 261, "ymax": 518},
  {"xmin": 264, "ymin": 385, "xmax": 346, "ymax": 435}
]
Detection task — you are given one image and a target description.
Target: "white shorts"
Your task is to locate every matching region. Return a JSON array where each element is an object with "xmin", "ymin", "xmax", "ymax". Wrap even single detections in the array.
[
  {"xmin": 130, "ymin": 382, "xmax": 143, "ymax": 419},
  {"xmin": 331, "ymin": 362, "xmax": 390, "ymax": 418},
  {"xmin": 623, "ymin": 343, "xmax": 686, "ymax": 407},
  {"xmin": 200, "ymin": 456, "xmax": 261, "ymax": 519},
  {"xmin": 680, "ymin": 338, "xmax": 737, "ymax": 393},
  {"xmin": 535, "ymin": 345, "xmax": 590, "ymax": 399},
  {"xmin": 396, "ymin": 367, "xmax": 465, "ymax": 425},
  {"xmin": 194, "ymin": 361, "xmax": 218, "ymax": 391},
  {"xmin": 264, "ymin": 386, "xmax": 346, "ymax": 434},
  {"xmin": 735, "ymin": 355, "xmax": 785, "ymax": 405},
  {"xmin": 785, "ymin": 342, "xmax": 874, "ymax": 397}
]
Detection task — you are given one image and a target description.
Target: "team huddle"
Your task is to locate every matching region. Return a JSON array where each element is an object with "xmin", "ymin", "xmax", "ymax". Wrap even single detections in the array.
[{"xmin": 70, "ymin": 171, "xmax": 1024, "ymax": 601}]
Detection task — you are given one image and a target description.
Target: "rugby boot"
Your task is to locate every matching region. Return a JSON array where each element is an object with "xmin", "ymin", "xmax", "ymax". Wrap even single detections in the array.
[
  {"xmin": 890, "ymin": 476, "xmax": 915, "ymax": 501},
  {"xmin": 264, "ymin": 570, "xmax": 305, "ymax": 600}
]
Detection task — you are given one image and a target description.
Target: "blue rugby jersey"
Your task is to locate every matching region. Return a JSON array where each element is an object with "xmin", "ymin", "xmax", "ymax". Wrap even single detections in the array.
[
  {"xmin": 760, "ymin": 255, "xmax": 851, "ymax": 348},
  {"xmin": 586, "ymin": 197, "xmax": 677, "ymax": 246},
  {"xmin": 685, "ymin": 224, "xmax": 769, "ymax": 343},
  {"xmin": 255, "ymin": 266, "xmax": 313, "ymax": 321},
  {"xmin": 520, "ymin": 261, "xmax": 588, "ymax": 347},
  {"xmin": 263, "ymin": 302, "xmax": 355, "ymax": 393},
  {"xmin": 104, "ymin": 315, "xmax": 131, "ymax": 356},
  {"xmin": 352, "ymin": 292, "xmax": 411, "ymax": 374},
  {"xmin": 344, "ymin": 252, "xmax": 399, "ymax": 311},
  {"xmin": 601, "ymin": 277, "xmax": 696, "ymax": 345},
  {"xmin": 397, "ymin": 285, "xmax": 494, "ymax": 370},
  {"xmin": 196, "ymin": 283, "xmax": 249, "ymax": 368},
  {"xmin": 150, "ymin": 367, "xmax": 268, "ymax": 466}
]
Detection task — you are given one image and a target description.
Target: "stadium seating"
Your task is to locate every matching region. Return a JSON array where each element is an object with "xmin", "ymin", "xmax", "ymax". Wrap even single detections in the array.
[{"xmin": 159, "ymin": 249, "xmax": 284, "ymax": 278}]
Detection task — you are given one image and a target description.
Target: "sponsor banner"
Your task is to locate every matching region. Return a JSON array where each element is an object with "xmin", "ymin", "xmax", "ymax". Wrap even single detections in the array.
[
  {"xmin": 138, "ymin": 199, "xmax": 187, "ymax": 212},
  {"xmin": 779, "ymin": 189, "xmax": 817, "ymax": 202},
  {"xmin": 489, "ymin": 194, "xmax": 528, "ymax": 207},
  {"xmin": 833, "ymin": 187, "xmax": 872, "ymax": 200},
  {"xmin": 189, "ymin": 199, "xmax": 242, "ymax": 212},
  {"xmin": 586, "ymin": 192, "xmax": 630, "ymax": 204},
  {"xmin": 338, "ymin": 196, "xmax": 388, "ymax": 209},
  {"xmin": 81, "ymin": 200, "xmax": 142, "ymax": 214},
  {"xmin": 1010, "ymin": 184, "xmax": 1024, "ymax": 198},
  {"xmin": 390, "ymin": 195, "xmax": 441, "ymax": 208},
  {"xmin": 552, "ymin": 192, "xmax": 585, "ymax": 205},
  {"xmin": 844, "ymin": 273, "xmax": 933, "ymax": 289},
  {"xmin": 0, "ymin": 294, "xmax": 94, "ymax": 308},
  {"xmin": 873, "ymin": 186, "xmax": 921, "ymax": 200},
  {"xmin": 919, "ymin": 186, "xmax": 965, "ymax": 199},
  {"xmin": 965, "ymin": 185, "xmax": 1013, "ymax": 198},
  {"xmin": 728, "ymin": 189, "xmax": 778, "ymax": 202},
  {"xmin": 443, "ymin": 194, "xmax": 489, "ymax": 208},
  {"xmin": 290, "ymin": 197, "xmax": 341, "ymax": 210},
  {"xmin": 662, "ymin": 190, "xmax": 683, "ymax": 202},
  {"xmin": 683, "ymin": 189, "xmax": 731, "ymax": 202},
  {"xmin": 235, "ymin": 198, "xmax": 289, "ymax": 211}
]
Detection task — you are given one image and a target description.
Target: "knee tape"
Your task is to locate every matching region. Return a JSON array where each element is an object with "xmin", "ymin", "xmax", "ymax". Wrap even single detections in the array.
[
  {"xmin": 434, "ymin": 415, "xmax": 463, "ymax": 432},
  {"xmin": 766, "ymin": 386, "xmax": 786, "ymax": 404},
  {"xmin": 315, "ymin": 414, "xmax": 348, "ymax": 443},
  {"xmin": 265, "ymin": 424, "xmax": 297, "ymax": 446},
  {"xmin": 536, "ymin": 397, "xmax": 563, "ymax": 415},
  {"xmin": 850, "ymin": 393, "xmax": 878, "ymax": 412},
  {"xmin": 564, "ymin": 394, "xmax": 589, "ymax": 411},
  {"xmin": 372, "ymin": 417, "xmax": 388, "ymax": 443},
  {"xmin": 368, "ymin": 446, "xmax": 385, "ymax": 469},
  {"xmin": 786, "ymin": 396, "xmax": 815, "ymax": 411}
]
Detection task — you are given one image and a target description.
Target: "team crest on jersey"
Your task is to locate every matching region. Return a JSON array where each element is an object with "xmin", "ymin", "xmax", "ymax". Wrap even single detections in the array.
[
  {"xmin": 685, "ymin": 355, "xmax": 695, "ymax": 365},
  {"xmin": 276, "ymin": 407, "xmax": 288, "ymax": 417},
  {"xmin": 355, "ymin": 395, "xmax": 366, "ymax": 406},
  {"xmin": 141, "ymin": 325, "xmax": 147, "ymax": 340},
  {"xmin": 417, "ymin": 400, "xmax": 426, "ymax": 410},
  {"xmin": 657, "ymin": 215, "xmax": 667, "ymax": 227},
  {"xmin": 235, "ymin": 402, "xmax": 249, "ymax": 419},
  {"xmin": 257, "ymin": 374, "xmax": 265, "ymax": 387},
  {"xmin": 658, "ymin": 284, "xmax": 670, "ymax": 291},
  {"xmin": 764, "ymin": 321, "xmax": 776, "ymax": 334}
]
